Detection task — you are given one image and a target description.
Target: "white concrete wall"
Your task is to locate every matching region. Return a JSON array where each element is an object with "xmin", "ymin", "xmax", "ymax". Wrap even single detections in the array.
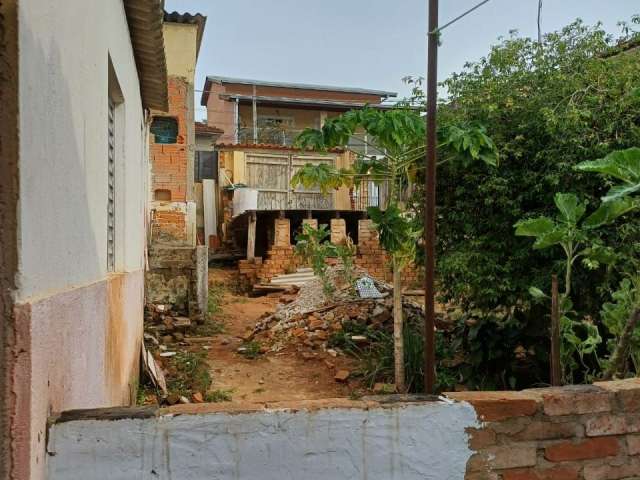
[
  {"xmin": 47, "ymin": 400, "xmax": 478, "ymax": 480},
  {"xmin": 17, "ymin": 0, "xmax": 148, "ymax": 301},
  {"xmin": 14, "ymin": 2, "xmax": 150, "ymax": 478}
]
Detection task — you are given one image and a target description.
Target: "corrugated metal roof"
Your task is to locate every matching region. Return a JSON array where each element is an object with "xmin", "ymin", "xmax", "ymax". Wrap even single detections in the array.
[
  {"xmin": 123, "ymin": 0, "xmax": 168, "ymax": 111},
  {"xmin": 201, "ymin": 76, "xmax": 397, "ymax": 106},
  {"xmin": 163, "ymin": 10, "xmax": 207, "ymax": 59}
]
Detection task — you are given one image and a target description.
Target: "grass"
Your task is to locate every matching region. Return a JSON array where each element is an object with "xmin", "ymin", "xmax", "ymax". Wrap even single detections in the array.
[
  {"xmin": 193, "ymin": 316, "xmax": 226, "ymax": 336},
  {"xmin": 204, "ymin": 389, "xmax": 233, "ymax": 403},
  {"xmin": 207, "ymin": 282, "xmax": 225, "ymax": 317},
  {"xmin": 239, "ymin": 340, "xmax": 262, "ymax": 359},
  {"xmin": 332, "ymin": 320, "xmax": 457, "ymax": 394},
  {"xmin": 166, "ymin": 351, "xmax": 212, "ymax": 397}
]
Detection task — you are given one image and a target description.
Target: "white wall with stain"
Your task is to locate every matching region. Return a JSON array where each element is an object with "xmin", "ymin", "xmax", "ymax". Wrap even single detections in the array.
[{"xmin": 47, "ymin": 400, "xmax": 478, "ymax": 480}]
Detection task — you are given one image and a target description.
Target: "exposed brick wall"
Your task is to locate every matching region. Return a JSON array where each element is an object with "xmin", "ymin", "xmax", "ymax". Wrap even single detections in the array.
[
  {"xmin": 150, "ymin": 76, "xmax": 191, "ymax": 242},
  {"xmin": 447, "ymin": 378, "xmax": 640, "ymax": 480}
]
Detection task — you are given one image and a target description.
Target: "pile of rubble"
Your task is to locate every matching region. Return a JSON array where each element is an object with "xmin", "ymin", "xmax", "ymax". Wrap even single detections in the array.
[
  {"xmin": 251, "ymin": 266, "xmax": 425, "ymax": 353},
  {"xmin": 144, "ymin": 303, "xmax": 199, "ymax": 345}
]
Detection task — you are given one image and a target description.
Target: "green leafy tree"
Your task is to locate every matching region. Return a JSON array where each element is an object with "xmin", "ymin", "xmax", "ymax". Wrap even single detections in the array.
[
  {"xmin": 435, "ymin": 19, "xmax": 640, "ymax": 387},
  {"xmin": 576, "ymin": 147, "xmax": 640, "ymax": 379},
  {"xmin": 293, "ymin": 107, "xmax": 497, "ymax": 391}
]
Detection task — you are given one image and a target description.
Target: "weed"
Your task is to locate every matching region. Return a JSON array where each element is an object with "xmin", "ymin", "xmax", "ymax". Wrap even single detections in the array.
[
  {"xmin": 207, "ymin": 282, "xmax": 226, "ymax": 317},
  {"xmin": 166, "ymin": 351, "xmax": 212, "ymax": 397},
  {"xmin": 239, "ymin": 340, "xmax": 262, "ymax": 359},
  {"xmin": 348, "ymin": 390, "xmax": 364, "ymax": 400},
  {"xmin": 205, "ymin": 389, "xmax": 233, "ymax": 403},
  {"xmin": 253, "ymin": 387, "xmax": 266, "ymax": 394},
  {"xmin": 193, "ymin": 316, "xmax": 225, "ymax": 336}
]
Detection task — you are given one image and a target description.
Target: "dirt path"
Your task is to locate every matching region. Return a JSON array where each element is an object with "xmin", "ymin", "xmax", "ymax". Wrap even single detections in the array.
[{"xmin": 206, "ymin": 268, "xmax": 358, "ymax": 403}]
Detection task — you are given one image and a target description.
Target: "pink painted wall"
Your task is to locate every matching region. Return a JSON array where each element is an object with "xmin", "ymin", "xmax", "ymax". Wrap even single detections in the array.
[{"xmin": 13, "ymin": 270, "xmax": 144, "ymax": 480}]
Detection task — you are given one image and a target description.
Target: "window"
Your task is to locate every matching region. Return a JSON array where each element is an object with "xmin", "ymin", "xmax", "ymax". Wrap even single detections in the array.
[
  {"xmin": 194, "ymin": 151, "xmax": 218, "ymax": 182},
  {"xmin": 107, "ymin": 57, "xmax": 123, "ymax": 272},
  {"xmin": 150, "ymin": 116, "xmax": 178, "ymax": 144},
  {"xmin": 107, "ymin": 98, "xmax": 116, "ymax": 272}
]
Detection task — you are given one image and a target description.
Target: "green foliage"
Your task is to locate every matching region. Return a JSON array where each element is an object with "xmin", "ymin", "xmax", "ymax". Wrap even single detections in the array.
[
  {"xmin": 166, "ymin": 351, "xmax": 212, "ymax": 397},
  {"xmin": 239, "ymin": 340, "xmax": 262, "ymax": 360},
  {"xmin": 576, "ymin": 147, "xmax": 640, "ymax": 202},
  {"xmin": 436, "ymin": 19, "xmax": 640, "ymax": 386},
  {"xmin": 601, "ymin": 277, "xmax": 640, "ymax": 373},
  {"xmin": 294, "ymin": 224, "xmax": 337, "ymax": 297},
  {"xmin": 367, "ymin": 205, "xmax": 420, "ymax": 265},
  {"xmin": 290, "ymin": 163, "xmax": 349, "ymax": 194},
  {"xmin": 205, "ymin": 389, "xmax": 234, "ymax": 403},
  {"xmin": 335, "ymin": 238, "xmax": 357, "ymax": 287},
  {"xmin": 207, "ymin": 282, "xmax": 225, "ymax": 316}
]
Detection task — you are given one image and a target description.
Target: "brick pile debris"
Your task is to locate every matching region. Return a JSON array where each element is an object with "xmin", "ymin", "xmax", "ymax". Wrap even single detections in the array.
[
  {"xmin": 144, "ymin": 303, "xmax": 200, "ymax": 345},
  {"xmin": 250, "ymin": 266, "xmax": 427, "ymax": 354}
]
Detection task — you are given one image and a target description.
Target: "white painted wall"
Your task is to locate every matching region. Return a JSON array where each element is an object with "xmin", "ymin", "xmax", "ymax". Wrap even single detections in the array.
[
  {"xmin": 17, "ymin": 0, "xmax": 148, "ymax": 301},
  {"xmin": 47, "ymin": 401, "xmax": 478, "ymax": 480}
]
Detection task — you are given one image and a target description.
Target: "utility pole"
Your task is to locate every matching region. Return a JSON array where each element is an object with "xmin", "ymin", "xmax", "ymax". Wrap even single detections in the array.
[{"xmin": 424, "ymin": 0, "xmax": 439, "ymax": 394}]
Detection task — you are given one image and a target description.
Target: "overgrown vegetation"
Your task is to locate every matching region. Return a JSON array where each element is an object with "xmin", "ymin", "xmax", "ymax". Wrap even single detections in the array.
[
  {"xmin": 166, "ymin": 351, "xmax": 212, "ymax": 397},
  {"xmin": 239, "ymin": 340, "xmax": 262, "ymax": 360},
  {"xmin": 294, "ymin": 223, "xmax": 357, "ymax": 297},
  {"xmin": 430, "ymin": 18, "xmax": 640, "ymax": 388},
  {"xmin": 204, "ymin": 389, "xmax": 234, "ymax": 403},
  {"xmin": 295, "ymin": 17, "xmax": 640, "ymax": 390}
]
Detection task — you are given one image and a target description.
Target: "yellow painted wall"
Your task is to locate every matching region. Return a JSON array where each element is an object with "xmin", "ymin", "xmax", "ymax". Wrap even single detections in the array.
[{"xmin": 163, "ymin": 23, "xmax": 197, "ymax": 81}]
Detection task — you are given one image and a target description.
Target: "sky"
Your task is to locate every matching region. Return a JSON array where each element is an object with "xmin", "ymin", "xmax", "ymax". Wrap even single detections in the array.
[{"xmin": 164, "ymin": 0, "xmax": 639, "ymax": 120}]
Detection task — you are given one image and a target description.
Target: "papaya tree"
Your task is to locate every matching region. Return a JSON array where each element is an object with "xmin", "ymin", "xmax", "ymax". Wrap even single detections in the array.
[
  {"xmin": 575, "ymin": 147, "xmax": 640, "ymax": 379},
  {"xmin": 292, "ymin": 106, "xmax": 498, "ymax": 392}
]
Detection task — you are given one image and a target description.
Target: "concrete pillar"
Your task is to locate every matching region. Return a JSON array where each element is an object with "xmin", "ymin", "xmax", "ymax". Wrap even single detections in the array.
[
  {"xmin": 302, "ymin": 218, "xmax": 318, "ymax": 229},
  {"xmin": 331, "ymin": 218, "xmax": 347, "ymax": 245},
  {"xmin": 274, "ymin": 218, "xmax": 290, "ymax": 247},
  {"xmin": 358, "ymin": 219, "xmax": 376, "ymax": 245}
]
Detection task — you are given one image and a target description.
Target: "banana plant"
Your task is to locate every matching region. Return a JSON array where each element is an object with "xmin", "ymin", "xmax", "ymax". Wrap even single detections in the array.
[
  {"xmin": 292, "ymin": 107, "xmax": 498, "ymax": 392},
  {"xmin": 575, "ymin": 147, "xmax": 640, "ymax": 379}
]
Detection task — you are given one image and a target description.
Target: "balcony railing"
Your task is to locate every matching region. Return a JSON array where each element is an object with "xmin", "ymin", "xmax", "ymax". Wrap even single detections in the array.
[{"xmin": 236, "ymin": 127, "xmax": 384, "ymax": 156}]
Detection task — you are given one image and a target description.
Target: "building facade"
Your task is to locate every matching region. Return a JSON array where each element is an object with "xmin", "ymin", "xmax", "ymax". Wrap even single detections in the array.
[{"xmin": 0, "ymin": 1, "xmax": 167, "ymax": 479}]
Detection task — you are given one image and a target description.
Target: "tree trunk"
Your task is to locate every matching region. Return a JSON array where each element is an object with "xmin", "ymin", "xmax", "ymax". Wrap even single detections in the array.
[
  {"xmin": 393, "ymin": 257, "xmax": 405, "ymax": 393},
  {"xmin": 603, "ymin": 308, "xmax": 640, "ymax": 380}
]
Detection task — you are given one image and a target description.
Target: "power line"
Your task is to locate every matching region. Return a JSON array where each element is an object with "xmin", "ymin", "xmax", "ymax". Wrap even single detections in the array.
[{"xmin": 434, "ymin": 0, "xmax": 492, "ymax": 34}]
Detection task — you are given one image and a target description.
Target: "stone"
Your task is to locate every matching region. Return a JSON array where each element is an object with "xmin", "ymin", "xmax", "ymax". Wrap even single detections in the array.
[
  {"xmin": 542, "ymin": 386, "xmax": 612, "ymax": 416},
  {"xmin": 544, "ymin": 437, "xmax": 619, "ymax": 462},
  {"xmin": 373, "ymin": 383, "xmax": 396, "ymax": 394},
  {"xmin": 327, "ymin": 349, "xmax": 338, "ymax": 357},
  {"xmin": 484, "ymin": 445, "xmax": 537, "ymax": 469},
  {"xmin": 501, "ymin": 467, "xmax": 579, "ymax": 480},
  {"xmin": 192, "ymin": 392, "xmax": 204, "ymax": 403},
  {"xmin": 445, "ymin": 391, "xmax": 539, "ymax": 422},
  {"xmin": 586, "ymin": 414, "xmax": 640, "ymax": 436},
  {"xmin": 351, "ymin": 335, "xmax": 368, "ymax": 344},
  {"xmin": 166, "ymin": 393, "xmax": 180, "ymax": 405},
  {"xmin": 334, "ymin": 370, "xmax": 350, "ymax": 382},
  {"xmin": 179, "ymin": 396, "xmax": 191, "ymax": 404},
  {"xmin": 173, "ymin": 317, "xmax": 191, "ymax": 331},
  {"xmin": 172, "ymin": 332, "xmax": 184, "ymax": 342}
]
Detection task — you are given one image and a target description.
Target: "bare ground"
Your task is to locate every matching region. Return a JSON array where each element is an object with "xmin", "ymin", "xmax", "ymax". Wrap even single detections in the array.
[{"xmin": 205, "ymin": 268, "xmax": 360, "ymax": 403}]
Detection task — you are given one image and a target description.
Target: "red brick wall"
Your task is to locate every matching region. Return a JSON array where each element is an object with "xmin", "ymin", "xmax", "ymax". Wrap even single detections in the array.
[
  {"xmin": 150, "ymin": 76, "xmax": 190, "ymax": 241},
  {"xmin": 447, "ymin": 378, "xmax": 640, "ymax": 480},
  {"xmin": 151, "ymin": 77, "xmax": 189, "ymax": 201}
]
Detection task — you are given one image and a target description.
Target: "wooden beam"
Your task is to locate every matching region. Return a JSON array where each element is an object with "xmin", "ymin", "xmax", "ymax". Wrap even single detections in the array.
[
  {"xmin": 550, "ymin": 274, "xmax": 562, "ymax": 386},
  {"xmin": 247, "ymin": 212, "xmax": 257, "ymax": 261}
]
